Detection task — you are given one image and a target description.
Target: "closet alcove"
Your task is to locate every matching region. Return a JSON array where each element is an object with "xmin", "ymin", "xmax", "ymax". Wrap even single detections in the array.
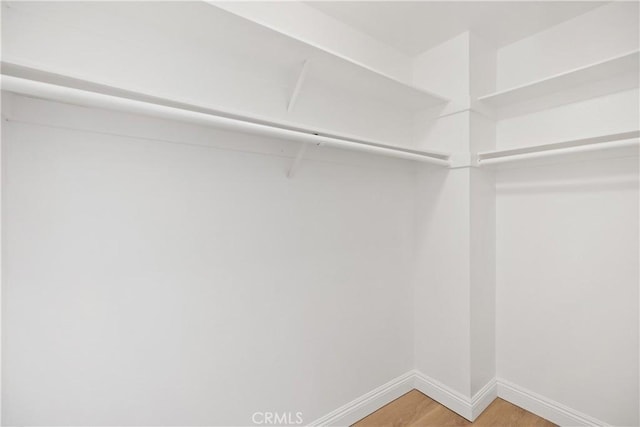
[{"xmin": 1, "ymin": 1, "xmax": 638, "ymax": 426}]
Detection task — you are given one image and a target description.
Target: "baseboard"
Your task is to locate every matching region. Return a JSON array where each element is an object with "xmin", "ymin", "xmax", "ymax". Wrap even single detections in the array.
[
  {"xmin": 412, "ymin": 371, "xmax": 473, "ymax": 420},
  {"xmin": 471, "ymin": 378, "xmax": 498, "ymax": 420},
  {"xmin": 309, "ymin": 373, "xmax": 610, "ymax": 427},
  {"xmin": 308, "ymin": 371, "xmax": 415, "ymax": 426},
  {"xmin": 310, "ymin": 371, "xmax": 497, "ymax": 425},
  {"xmin": 496, "ymin": 378, "xmax": 611, "ymax": 427},
  {"xmin": 413, "ymin": 372, "xmax": 497, "ymax": 421}
]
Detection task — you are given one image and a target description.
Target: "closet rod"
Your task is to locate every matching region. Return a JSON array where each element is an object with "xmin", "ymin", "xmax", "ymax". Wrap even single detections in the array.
[
  {"xmin": 478, "ymin": 135, "xmax": 639, "ymax": 166},
  {"xmin": 1, "ymin": 75, "xmax": 450, "ymax": 166}
]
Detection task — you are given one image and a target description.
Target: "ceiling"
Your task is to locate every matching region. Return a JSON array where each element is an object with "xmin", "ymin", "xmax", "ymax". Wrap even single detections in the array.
[{"xmin": 304, "ymin": 1, "xmax": 606, "ymax": 55}]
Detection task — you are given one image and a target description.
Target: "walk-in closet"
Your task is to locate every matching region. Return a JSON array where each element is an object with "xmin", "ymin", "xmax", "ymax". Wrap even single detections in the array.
[{"xmin": 1, "ymin": 1, "xmax": 638, "ymax": 426}]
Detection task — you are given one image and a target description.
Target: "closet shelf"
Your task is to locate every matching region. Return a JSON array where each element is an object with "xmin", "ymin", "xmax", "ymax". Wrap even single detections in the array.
[
  {"xmin": 477, "ymin": 131, "xmax": 640, "ymax": 166},
  {"xmin": 210, "ymin": 4, "xmax": 448, "ymax": 112},
  {"xmin": 477, "ymin": 50, "xmax": 640, "ymax": 109},
  {"xmin": 2, "ymin": 1, "xmax": 450, "ymax": 152},
  {"xmin": 0, "ymin": 73, "xmax": 451, "ymax": 166},
  {"xmin": 4, "ymin": 1, "xmax": 448, "ymax": 114},
  {"xmin": 305, "ymin": 48, "xmax": 448, "ymax": 111}
]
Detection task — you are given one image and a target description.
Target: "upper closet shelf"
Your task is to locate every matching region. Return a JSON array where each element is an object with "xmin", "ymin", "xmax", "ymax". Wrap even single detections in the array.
[
  {"xmin": 206, "ymin": 3, "xmax": 448, "ymax": 112},
  {"xmin": 209, "ymin": 1, "xmax": 448, "ymax": 111},
  {"xmin": 302, "ymin": 53, "xmax": 447, "ymax": 111},
  {"xmin": 478, "ymin": 50, "xmax": 640, "ymax": 109},
  {"xmin": 2, "ymin": 1, "xmax": 448, "ymax": 149}
]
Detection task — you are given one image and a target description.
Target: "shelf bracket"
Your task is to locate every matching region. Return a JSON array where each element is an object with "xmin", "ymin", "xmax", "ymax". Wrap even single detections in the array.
[
  {"xmin": 287, "ymin": 142, "xmax": 308, "ymax": 178},
  {"xmin": 287, "ymin": 59, "xmax": 310, "ymax": 112}
]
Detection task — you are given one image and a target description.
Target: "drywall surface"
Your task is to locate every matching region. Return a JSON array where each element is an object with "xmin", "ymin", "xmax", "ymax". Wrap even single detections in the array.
[
  {"xmin": 468, "ymin": 114, "xmax": 497, "ymax": 398},
  {"xmin": 495, "ymin": 88, "xmax": 640, "ymax": 149},
  {"xmin": 412, "ymin": 166, "xmax": 497, "ymax": 400},
  {"xmin": 496, "ymin": 157, "xmax": 639, "ymax": 426},
  {"xmin": 413, "ymin": 168, "xmax": 472, "ymax": 397},
  {"xmin": 469, "ymin": 168, "xmax": 496, "ymax": 397},
  {"xmin": 413, "ymin": 33, "xmax": 471, "ymax": 108},
  {"xmin": 1, "ymin": 95, "xmax": 417, "ymax": 425}
]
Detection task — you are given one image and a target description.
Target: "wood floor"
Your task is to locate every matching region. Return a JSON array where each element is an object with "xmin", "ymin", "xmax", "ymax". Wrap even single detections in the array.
[{"xmin": 353, "ymin": 390, "xmax": 557, "ymax": 427}]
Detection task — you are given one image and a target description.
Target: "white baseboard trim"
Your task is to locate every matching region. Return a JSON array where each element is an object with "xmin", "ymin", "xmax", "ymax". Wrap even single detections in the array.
[
  {"xmin": 412, "ymin": 371, "xmax": 473, "ymax": 420},
  {"xmin": 413, "ymin": 371, "xmax": 497, "ymax": 421},
  {"xmin": 308, "ymin": 371, "xmax": 415, "ymax": 426},
  {"xmin": 496, "ymin": 378, "xmax": 611, "ymax": 427},
  {"xmin": 309, "ymin": 373, "xmax": 611, "ymax": 427},
  {"xmin": 471, "ymin": 378, "xmax": 498, "ymax": 420},
  {"xmin": 310, "ymin": 371, "xmax": 497, "ymax": 425}
]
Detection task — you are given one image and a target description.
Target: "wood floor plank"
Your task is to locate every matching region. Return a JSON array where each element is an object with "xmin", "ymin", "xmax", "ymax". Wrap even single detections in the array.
[
  {"xmin": 516, "ymin": 411, "xmax": 557, "ymax": 427},
  {"xmin": 411, "ymin": 403, "xmax": 469, "ymax": 427},
  {"xmin": 354, "ymin": 390, "xmax": 440, "ymax": 427},
  {"xmin": 473, "ymin": 398, "xmax": 527, "ymax": 426},
  {"xmin": 352, "ymin": 391, "xmax": 557, "ymax": 427}
]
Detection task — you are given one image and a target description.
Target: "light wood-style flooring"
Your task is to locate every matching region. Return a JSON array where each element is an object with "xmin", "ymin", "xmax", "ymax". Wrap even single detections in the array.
[{"xmin": 353, "ymin": 390, "xmax": 557, "ymax": 427}]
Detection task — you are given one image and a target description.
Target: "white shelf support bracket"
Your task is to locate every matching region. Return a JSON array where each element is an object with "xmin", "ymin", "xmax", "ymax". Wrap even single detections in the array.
[
  {"xmin": 287, "ymin": 142, "xmax": 309, "ymax": 178},
  {"xmin": 287, "ymin": 59, "xmax": 310, "ymax": 112}
]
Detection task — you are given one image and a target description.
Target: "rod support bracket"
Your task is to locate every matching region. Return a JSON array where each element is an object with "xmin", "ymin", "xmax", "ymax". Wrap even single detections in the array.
[
  {"xmin": 448, "ymin": 152, "xmax": 473, "ymax": 169},
  {"xmin": 287, "ymin": 142, "xmax": 308, "ymax": 178}
]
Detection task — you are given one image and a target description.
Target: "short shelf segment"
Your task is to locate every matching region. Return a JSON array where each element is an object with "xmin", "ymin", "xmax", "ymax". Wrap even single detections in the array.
[
  {"xmin": 477, "ymin": 131, "xmax": 640, "ymax": 166},
  {"xmin": 478, "ymin": 50, "xmax": 640, "ymax": 108}
]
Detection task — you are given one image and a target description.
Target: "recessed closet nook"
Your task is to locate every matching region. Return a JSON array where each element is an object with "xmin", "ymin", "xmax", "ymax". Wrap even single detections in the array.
[{"xmin": 1, "ymin": 1, "xmax": 638, "ymax": 426}]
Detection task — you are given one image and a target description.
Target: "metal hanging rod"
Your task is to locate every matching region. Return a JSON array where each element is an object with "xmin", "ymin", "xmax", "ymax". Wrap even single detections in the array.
[
  {"xmin": 0, "ymin": 75, "xmax": 450, "ymax": 166},
  {"xmin": 477, "ymin": 131, "xmax": 640, "ymax": 166}
]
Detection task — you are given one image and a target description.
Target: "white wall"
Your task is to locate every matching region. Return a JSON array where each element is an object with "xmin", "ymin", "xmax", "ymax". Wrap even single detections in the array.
[
  {"xmin": 496, "ymin": 2, "xmax": 639, "ymax": 91},
  {"xmin": 496, "ymin": 157, "xmax": 639, "ymax": 426},
  {"xmin": 1, "ymin": 95, "xmax": 419, "ymax": 425},
  {"xmin": 3, "ymin": 2, "xmax": 639, "ymax": 425},
  {"xmin": 469, "ymin": 167, "xmax": 496, "ymax": 397},
  {"xmin": 493, "ymin": 4, "xmax": 640, "ymax": 424},
  {"xmin": 413, "ymin": 33, "xmax": 471, "ymax": 108},
  {"xmin": 411, "ymin": 31, "xmax": 498, "ymax": 405},
  {"xmin": 496, "ymin": 88, "xmax": 640, "ymax": 149},
  {"xmin": 413, "ymin": 167, "xmax": 472, "ymax": 397}
]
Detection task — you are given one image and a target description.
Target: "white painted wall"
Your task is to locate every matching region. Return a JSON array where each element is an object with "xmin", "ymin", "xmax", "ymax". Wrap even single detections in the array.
[
  {"xmin": 496, "ymin": 157, "xmax": 639, "ymax": 426},
  {"xmin": 412, "ymin": 30, "xmax": 498, "ymax": 404},
  {"xmin": 1, "ymin": 95, "xmax": 418, "ymax": 425},
  {"xmin": 2, "ymin": 1, "xmax": 639, "ymax": 425},
  {"xmin": 469, "ymin": 167, "xmax": 495, "ymax": 397},
  {"xmin": 493, "ymin": 5, "xmax": 640, "ymax": 424},
  {"xmin": 496, "ymin": 2, "xmax": 639, "ymax": 91},
  {"xmin": 411, "ymin": 34, "xmax": 475, "ymax": 397},
  {"xmin": 413, "ymin": 167, "xmax": 472, "ymax": 397},
  {"xmin": 496, "ymin": 88, "xmax": 640, "ymax": 149},
  {"xmin": 412, "ymin": 165, "xmax": 497, "ymax": 401},
  {"xmin": 413, "ymin": 32, "xmax": 471, "ymax": 113},
  {"xmin": 468, "ymin": 114, "xmax": 497, "ymax": 399}
]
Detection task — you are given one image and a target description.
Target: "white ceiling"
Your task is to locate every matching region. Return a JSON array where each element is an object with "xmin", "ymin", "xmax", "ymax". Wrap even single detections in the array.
[{"xmin": 305, "ymin": 1, "xmax": 606, "ymax": 55}]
